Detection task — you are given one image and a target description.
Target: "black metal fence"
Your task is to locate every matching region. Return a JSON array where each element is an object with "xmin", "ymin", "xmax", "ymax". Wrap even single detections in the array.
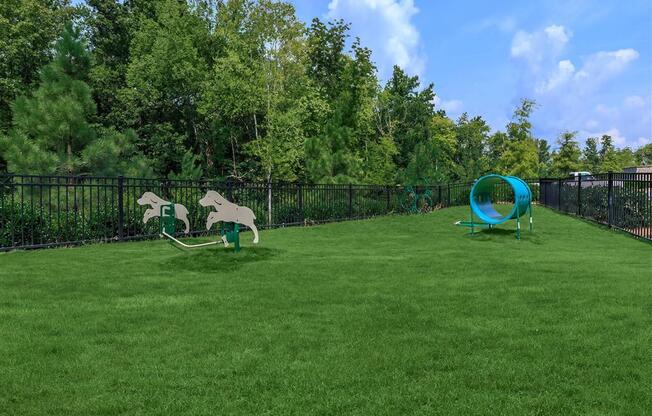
[
  {"xmin": 540, "ymin": 172, "xmax": 652, "ymax": 241},
  {"xmin": 1, "ymin": 172, "xmax": 648, "ymax": 251},
  {"xmin": 0, "ymin": 174, "xmax": 480, "ymax": 251}
]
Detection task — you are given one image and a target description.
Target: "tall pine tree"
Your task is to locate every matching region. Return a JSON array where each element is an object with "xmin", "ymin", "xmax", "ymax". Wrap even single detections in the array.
[
  {"xmin": 2, "ymin": 22, "xmax": 150, "ymax": 176},
  {"xmin": 3, "ymin": 22, "xmax": 96, "ymax": 175}
]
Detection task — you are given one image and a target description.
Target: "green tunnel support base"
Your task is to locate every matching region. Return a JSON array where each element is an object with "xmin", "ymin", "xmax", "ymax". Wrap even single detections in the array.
[{"xmin": 455, "ymin": 221, "xmax": 491, "ymax": 228}]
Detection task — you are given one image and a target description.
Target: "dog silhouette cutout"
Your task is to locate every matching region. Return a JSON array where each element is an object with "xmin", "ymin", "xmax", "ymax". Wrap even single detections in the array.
[
  {"xmin": 199, "ymin": 190, "xmax": 259, "ymax": 243},
  {"xmin": 137, "ymin": 192, "xmax": 190, "ymax": 234}
]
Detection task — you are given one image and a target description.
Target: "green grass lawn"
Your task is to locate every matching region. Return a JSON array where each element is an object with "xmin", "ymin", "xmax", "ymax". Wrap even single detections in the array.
[{"xmin": 1, "ymin": 207, "xmax": 651, "ymax": 415}]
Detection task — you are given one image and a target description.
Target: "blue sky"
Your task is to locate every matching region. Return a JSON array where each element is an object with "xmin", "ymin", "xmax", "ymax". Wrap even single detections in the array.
[{"xmin": 291, "ymin": 0, "xmax": 652, "ymax": 149}]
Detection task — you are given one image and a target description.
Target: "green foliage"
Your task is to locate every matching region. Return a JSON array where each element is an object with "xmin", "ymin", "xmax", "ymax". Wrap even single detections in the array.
[
  {"xmin": 404, "ymin": 142, "xmax": 436, "ymax": 185},
  {"xmin": 243, "ymin": 1, "xmax": 309, "ymax": 182},
  {"xmin": 486, "ymin": 131, "xmax": 507, "ymax": 172},
  {"xmin": 170, "ymin": 150, "xmax": 204, "ymax": 180},
  {"xmin": 599, "ymin": 134, "xmax": 621, "ymax": 172},
  {"xmin": 306, "ymin": 18, "xmax": 350, "ymax": 100},
  {"xmin": 453, "ymin": 113, "xmax": 489, "ymax": 180},
  {"xmin": 3, "ymin": 22, "xmax": 96, "ymax": 175},
  {"xmin": 635, "ymin": 144, "xmax": 652, "ymax": 165},
  {"xmin": 536, "ymin": 139, "xmax": 552, "ymax": 177},
  {"xmin": 429, "ymin": 114, "xmax": 457, "ymax": 182},
  {"xmin": 304, "ymin": 18, "xmax": 377, "ymax": 184},
  {"xmin": 582, "ymin": 137, "xmax": 600, "ymax": 173},
  {"xmin": 1, "ymin": 1, "xmax": 647, "ymax": 182},
  {"xmin": 305, "ymin": 115, "xmax": 361, "ymax": 184},
  {"xmin": 0, "ymin": 130, "xmax": 59, "ymax": 174},
  {"xmin": 501, "ymin": 139, "xmax": 540, "ymax": 178},
  {"xmin": 506, "ymin": 98, "xmax": 536, "ymax": 142},
  {"xmin": 552, "ymin": 131, "xmax": 581, "ymax": 176},
  {"xmin": 377, "ymin": 66, "xmax": 435, "ymax": 171},
  {"xmin": 122, "ymin": 0, "xmax": 210, "ymax": 175},
  {"xmin": 362, "ymin": 135, "xmax": 398, "ymax": 184},
  {"xmin": 82, "ymin": 128, "xmax": 154, "ymax": 177},
  {"xmin": 0, "ymin": 0, "xmax": 75, "ymax": 130},
  {"xmin": 1, "ymin": 22, "xmax": 150, "ymax": 177},
  {"xmin": 616, "ymin": 147, "xmax": 636, "ymax": 169},
  {"xmin": 494, "ymin": 99, "xmax": 540, "ymax": 178},
  {"xmin": 84, "ymin": 0, "xmax": 135, "ymax": 127}
]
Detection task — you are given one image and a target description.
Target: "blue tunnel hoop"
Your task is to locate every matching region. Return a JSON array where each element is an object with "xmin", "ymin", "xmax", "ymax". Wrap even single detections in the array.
[
  {"xmin": 470, "ymin": 174, "xmax": 532, "ymax": 225},
  {"xmin": 457, "ymin": 174, "xmax": 533, "ymax": 239}
]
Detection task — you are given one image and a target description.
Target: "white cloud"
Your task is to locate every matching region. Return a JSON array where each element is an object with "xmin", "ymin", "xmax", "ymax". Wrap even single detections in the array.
[
  {"xmin": 432, "ymin": 96, "xmax": 464, "ymax": 117},
  {"xmin": 636, "ymin": 137, "xmax": 652, "ymax": 147},
  {"xmin": 624, "ymin": 95, "xmax": 646, "ymax": 108},
  {"xmin": 536, "ymin": 59, "xmax": 575, "ymax": 93},
  {"xmin": 511, "ymin": 24, "xmax": 571, "ymax": 69},
  {"xmin": 544, "ymin": 25, "xmax": 570, "ymax": 45},
  {"xmin": 530, "ymin": 49, "xmax": 639, "ymax": 95},
  {"xmin": 468, "ymin": 16, "xmax": 516, "ymax": 33},
  {"xmin": 510, "ymin": 24, "xmax": 648, "ymax": 148},
  {"xmin": 442, "ymin": 99, "xmax": 464, "ymax": 114},
  {"xmin": 327, "ymin": 0, "xmax": 425, "ymax": 79},
  {"xmin": 572, "ymin": 49, "xmax": 639, "ymax": 92}
]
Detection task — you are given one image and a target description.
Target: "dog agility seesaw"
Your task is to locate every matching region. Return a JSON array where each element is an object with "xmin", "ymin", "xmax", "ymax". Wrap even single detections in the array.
[{"xmin": 137, "ymin": 191, "xmax": 259, "ymax": 252}]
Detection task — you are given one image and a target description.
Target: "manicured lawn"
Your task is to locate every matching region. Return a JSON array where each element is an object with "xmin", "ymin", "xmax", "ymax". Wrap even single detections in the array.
[{"xmin": 1, "ymin": 207, "xmax": 651, "ymax": 415}]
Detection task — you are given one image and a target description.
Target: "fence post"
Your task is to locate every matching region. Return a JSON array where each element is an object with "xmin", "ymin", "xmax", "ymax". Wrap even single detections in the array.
[
  {"xmin": 297, "ymin": 182, "xmax": 303, "ymax": 224},
  {"xmin": 447, "ymin": 184, "xmax": 451, "ymax": 207},
  {"xmin": 538, "ymin": 178, "xmax": 543, "ymax": 205},
  {"xmin": 267, "ymin": 181, "xmax": 272, "ymax": 227},
  {"xmin": 117, "ymin": 175, "xmax": 125, "ymax": 240},
  {"xmin": 385, "ymin": 185, "xmax": 390, "ymax": 213},
  {"xmin": 438, "ymin": 185, "xmax": 442, "ymax": 206},
  {"xmin": 577, "ymin": 174, "xmax": 582, "ymax": 216},
  {"xmin": 348, "ymin": 184, "xmax": 353, "ymax": 218},
  {"xmin": 607, "ymin": 171, "xmax": 613, "ymax": 227},
  {"xmin": 558, "ymin": 178, "xmax": 562, "ymax": 210}
]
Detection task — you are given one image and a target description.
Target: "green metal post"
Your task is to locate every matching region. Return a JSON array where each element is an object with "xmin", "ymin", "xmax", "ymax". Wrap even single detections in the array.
[
  {"xmin": 233, "ymin": 223, "xmax": 240, "ymax": 252},
  {"xmin": 159, "ymin": 203, "xmax": 176, "ymax": 235},
  {"xmin": 221, "ymin": 222, "xmax": 241, "ymax": 252},
  {"xmin": 516, "ymin": 204, "xmax": 521, "ymax": 240}
]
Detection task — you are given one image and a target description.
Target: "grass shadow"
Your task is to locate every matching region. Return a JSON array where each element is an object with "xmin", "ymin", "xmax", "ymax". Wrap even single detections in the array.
[
  {"xmin": 464, "ymin": 227, "xmax": 541, "ymax": 244},
  {"xmin": 159, "ymin": 245, "xmax": 280, "ymax": 273}
]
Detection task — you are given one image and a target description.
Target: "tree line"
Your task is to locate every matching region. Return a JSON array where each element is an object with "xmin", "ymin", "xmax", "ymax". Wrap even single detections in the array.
[{"xmin": 1, "ymin": 0, "xmax": 650, "ymax": 184}]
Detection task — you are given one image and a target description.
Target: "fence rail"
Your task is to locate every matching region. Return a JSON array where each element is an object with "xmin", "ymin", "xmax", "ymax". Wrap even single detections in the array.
[
  {"xmin": 0, "ymin": 174, "xmax": 477, "ymax": 251},
  {"xmin": 0, "ymin": 173, "xmax": 649, "ymax": 251},
  {"xmin": 539, "ymin": 172, "xmax": 652, "ymax": 241}
]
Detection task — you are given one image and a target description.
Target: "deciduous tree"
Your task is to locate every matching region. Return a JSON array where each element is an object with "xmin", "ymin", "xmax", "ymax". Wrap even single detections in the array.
[{"xmin": 551, "ymin": 131, "xmax": 581, "ymax": 176}]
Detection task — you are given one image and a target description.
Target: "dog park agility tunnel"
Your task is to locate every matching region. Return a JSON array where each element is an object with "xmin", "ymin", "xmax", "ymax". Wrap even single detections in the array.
[
  {"xmin": 456, "ymin": 174, "xmax": 533, "ymax": 239},
  {"xmin": 470, "ymin": 174, "xmax": 532, "ymax": 225}
]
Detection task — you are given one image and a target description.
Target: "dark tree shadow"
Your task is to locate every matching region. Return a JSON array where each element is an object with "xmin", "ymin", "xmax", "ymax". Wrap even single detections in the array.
[
  {"xmin": 160, "ymin": 246, "xmax": 280, "ymax": 272},
  {"xmin": 464, "ymin": 227, "xmax": 541, "ymax": 244}
]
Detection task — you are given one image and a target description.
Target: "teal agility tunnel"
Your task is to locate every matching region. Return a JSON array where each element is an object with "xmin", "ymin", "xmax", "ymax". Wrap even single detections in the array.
[
  {"xmin": 470, "ymin": 174, "xmax": 532, "ymax": 225},
  {"xmin": 457, "ymin": 174, "xmax": 533, "ymax": 239}
]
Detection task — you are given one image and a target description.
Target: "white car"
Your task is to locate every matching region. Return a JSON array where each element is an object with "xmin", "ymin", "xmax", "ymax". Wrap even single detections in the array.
[{"xmin": 569, "ymin": 171, "xmax": 592, "ymax": 178}]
